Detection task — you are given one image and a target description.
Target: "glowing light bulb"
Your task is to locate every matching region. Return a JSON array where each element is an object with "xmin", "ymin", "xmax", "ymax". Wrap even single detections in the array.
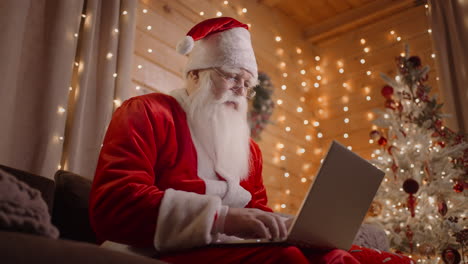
[
  {"xmin": 106, "ymin": 52, "xmax": 113, "ymax": 59},
  {"xmin": 360, "ymin": 59, "xmax": 366, "ymax": 64},
  {"xmin": 360, "ymin": 38, "xmax": 366, "ymax": 44},
  {"xmin": 301, "ymin": 178, "xmax": 307, "ymax": 183},
  {"xmin": 284, "ymin": 172, "xmax": 289, "ymax": 178},
  {"xmin": 285, "ymin": 126, "xmax": 291, "ymax": 132},
  {"xmin": 199, "ymin": 11, "xmax": 205, "ymax": 16},
  {"xmin": 147, "ymin": 48, "xmax": 153, "ymax": 53},
  {"xmin": 313, "ymin": 121, "xmax": 320, "ymax": 127},
  {"xmin": 281, "ymin": 85, "xmax": 287, "ymax": 90},
  {"xmin": 344, "ymin": 118, "xmax": 349, "ymax": 123},
  {"xmin": 275, "ymin": 36, "xmax": 282, "ymax": 42},
  {"xmin": 146, "ymin": 25, "xmax": 152, "ymax": 30},
  {"xmin": 305, "ymin": 135, "xmax": 311, "ymax": 141},
  {"xmin": 242, "ymin": 8, "xmax": 247, "ymax": 13},
  {"xmin": 303, "ymin": 120, "xmax": 309, "ymax": 125},
  {"xmin": 58, "ymin": 107, "xmax": 66, "ymax": 114},
  {"xmin": 315, "ymin": 56, "xmax": 321, "ymax": 61},
  {"xmin": 339, "ymin": 68, "xmax": 344, "ymax": 74},
  {"xmin": 296, "ymin": 48, "xmax": 302, "ymax": 54},
  {"xmin": 297, "ymin": 107, "xmax": 303, "ymax": 113},
  {"xmin": 142, "ymin": 9, "xmax": 148, "ymax": 13},
  {"xmin": 301, "ymin": 82, "xmax": 307, "ymax": 87},
  {"xmin": 343, "ymin": 133, "xmax": 349, "ymax": 138},
  {"xmin": 216, "ymin": 11, "xmax": 223, "ymax": 17},
  {"xmin": 300, "ymin": 69, "xmax": 306, "ymax": 75},
  {"xmin": 317, "ymin": 132, "xmax": 323, "ymax": 138},
  {"xmin": 343, "ymin": 106, "xmax": 349, "ymax": 112},
  {"xmin": 364, "ymin": 47, "xmax": 370, "ymax": 53},
  {"xmin": 122, "ymin": 10, "xmax": 128, "ymax": 15},
  {"xmin": 366, "ymin": 96, "xmax": 372, "ymax": 101}
]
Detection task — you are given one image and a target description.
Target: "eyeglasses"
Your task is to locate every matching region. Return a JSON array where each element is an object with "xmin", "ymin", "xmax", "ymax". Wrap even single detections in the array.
[{"xmin": 212, "ymin": 68, "xmax": 257, "ymax": 99}]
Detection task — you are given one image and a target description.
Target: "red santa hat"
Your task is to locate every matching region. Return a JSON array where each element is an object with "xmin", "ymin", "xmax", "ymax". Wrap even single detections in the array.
[{"xmin": 176, "ymin": 17, "xmax": 258, "ymax": 79}]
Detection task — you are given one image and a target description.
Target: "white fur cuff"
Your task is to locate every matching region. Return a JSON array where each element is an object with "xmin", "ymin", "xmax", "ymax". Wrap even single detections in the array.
[
  {"xmin": 222, "ymin": 181, "xmax": 252, "ymax": 208},
  {"xmin": 205, "ymin": 179, "xmax": 228, "ymax": 198},
  {"xmin": 154, "ymin": 189, "xmax": 222, "ymax": 252}
]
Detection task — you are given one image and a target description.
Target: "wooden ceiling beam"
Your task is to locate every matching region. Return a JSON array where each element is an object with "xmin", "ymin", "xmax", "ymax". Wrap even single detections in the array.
[{"xmin": 304, "ymin": 0, "xmax": 421, "ymax": 43}]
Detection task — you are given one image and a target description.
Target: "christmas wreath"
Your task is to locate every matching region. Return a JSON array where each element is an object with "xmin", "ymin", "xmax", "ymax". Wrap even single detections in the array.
[{"xmin": 248, "ymin": 72, "xmax": 275, "ymax": 140}]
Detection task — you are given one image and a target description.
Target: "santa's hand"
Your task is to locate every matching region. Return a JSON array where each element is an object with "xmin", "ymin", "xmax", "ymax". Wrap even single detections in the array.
[{"xmin": 223, "ymin": 208, "xmax": 287, "ymax": 240}]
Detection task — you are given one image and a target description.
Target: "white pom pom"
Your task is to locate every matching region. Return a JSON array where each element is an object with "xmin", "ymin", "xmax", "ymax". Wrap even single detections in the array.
[{"xmin": 176, "ymin": 36, "xmax": 194, "ymax": 55}]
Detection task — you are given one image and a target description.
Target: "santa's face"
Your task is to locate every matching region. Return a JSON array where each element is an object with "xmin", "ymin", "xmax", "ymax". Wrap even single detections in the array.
[
  {"xmin": 208, "ymin": 67, "xmax": 256, "ymax": 110},
  {"xmin": 185, "ymin": 68, "xmax": 253, "ymax": 181}
]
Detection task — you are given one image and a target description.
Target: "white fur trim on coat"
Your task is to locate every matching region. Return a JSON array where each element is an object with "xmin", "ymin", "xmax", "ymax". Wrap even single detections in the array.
[{"xmin": 154, "ymin": 189, "xmax": 221, "ymax": 252}]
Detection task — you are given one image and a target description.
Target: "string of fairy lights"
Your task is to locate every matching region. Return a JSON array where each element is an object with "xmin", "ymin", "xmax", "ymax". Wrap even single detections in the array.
[
  {"xmin": 56, "ymin": 7, "xmax": 129, "ymax": 170},
  {"xmin": 185, "ymin": 1, "xmax": 438, "ymax": 213},
  {"xmin": 58, "ymin": 1, "xmax": 437, "ymax": 215}
]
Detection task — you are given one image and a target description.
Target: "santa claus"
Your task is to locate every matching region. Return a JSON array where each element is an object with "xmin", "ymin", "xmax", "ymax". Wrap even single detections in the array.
[{"xmin": 89, "ymin": 17, "xmax": 408, "ymax": 264}]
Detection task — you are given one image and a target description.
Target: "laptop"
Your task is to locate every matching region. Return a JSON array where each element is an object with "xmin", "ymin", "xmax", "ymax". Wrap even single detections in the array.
[{"xmin": 212, "ymin": 140, "xmax": 384, "ymax": 250}]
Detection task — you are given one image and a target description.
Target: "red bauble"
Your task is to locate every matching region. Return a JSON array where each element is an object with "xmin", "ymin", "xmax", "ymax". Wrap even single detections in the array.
[
  {"xmin": 369, "ymin": 130, "xmax": 381, "ymax": 140},
  {"xmin": 408, "ymin": 56, "xmax": 422, "ymax": 68},
  {"xmin": 437, "ymin": 141, "xmax": 446, "ymax": 148},
  {"xmin": 438, "ymin": 201, "xmax": 448, "ymax": 216},
  {"xmin": 381, "ymin": 85, "xmax": 394, "ymax": 99},
  {"xmin": 403, "ymin": 179, "xmax": 419, "ymax": 194},
  {"xmin": 453, "ymin": 182, "xmax": 464, "ymax": 193},
  {"xmin": 378, "ymin": 137, "xmax": 388, "ymax": 146},
  {"xmin": 385, "ymin": 99, "xmax": 396, "ymax": 110},
  {"xmin": 441, "ymin": 247, "xmax": 461, "ymax": 264}
]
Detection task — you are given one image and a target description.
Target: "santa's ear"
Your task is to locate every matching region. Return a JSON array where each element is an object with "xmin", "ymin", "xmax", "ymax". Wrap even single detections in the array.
[{"xmin": 188, "ymin": 70, "xmax": 200, "ymax": 82}]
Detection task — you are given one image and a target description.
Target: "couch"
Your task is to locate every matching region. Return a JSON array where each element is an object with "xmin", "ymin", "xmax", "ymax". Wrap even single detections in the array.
[
  {"xmin": 0, "ymin": 164, "xmax": 391, "ymax": 264},
  {"xmin": 0, "ymin": 164, "xmax": 166, "ymax": 264}
]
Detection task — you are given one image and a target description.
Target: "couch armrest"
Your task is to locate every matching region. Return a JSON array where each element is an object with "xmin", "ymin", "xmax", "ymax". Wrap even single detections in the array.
[{"xmin": 0, "ymin": 231, "xmax": 167, "ymax": 264}]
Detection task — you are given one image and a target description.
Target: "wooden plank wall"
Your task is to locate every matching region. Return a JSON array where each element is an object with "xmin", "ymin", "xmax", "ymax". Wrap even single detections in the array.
[
  {"xmin": 131, "ymin": 0, "xmax": 439, "ymax": 215},
  {"xmin": 307, "ymin": 4, "xmax": 439, "ymax": 171}
]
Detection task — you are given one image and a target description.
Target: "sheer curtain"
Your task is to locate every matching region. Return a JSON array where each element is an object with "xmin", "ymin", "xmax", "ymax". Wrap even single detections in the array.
[
  {"xmin": 428, "ymin": 0, "xmax": 468, "ymax": 133},
  {"xmin": 0, "ymin": 0, "xmax": 137, "ymax": 179}
]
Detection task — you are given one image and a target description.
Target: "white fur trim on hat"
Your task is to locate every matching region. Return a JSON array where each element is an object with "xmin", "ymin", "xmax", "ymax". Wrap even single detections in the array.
[
  {"xmin": 183, "ymin": 27, "xmax": 258, "ymax": 79},
  {"xmin": 176, "ymin": 35, "xmax": 194, "ymax": 55}
]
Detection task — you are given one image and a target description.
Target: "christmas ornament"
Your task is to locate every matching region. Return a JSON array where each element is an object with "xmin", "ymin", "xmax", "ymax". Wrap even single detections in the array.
[
  {"xmin": 441, "ymin": 247, "xmax": 461, "ymax": 264},
  {"xmin": 381, "ymin": 85, "xmax": 394, "ymax": 99},
  {"xmin": 403, "ymin": 179, "xmax": 419, "ymax": 217},
  {"xmin": 406, "ymin": 225, "xmax": 414, "ymax": 253},
  {"xmin": 385, "ymin": 99, "xmax": 397, "ymax": 110},
  {"xmin": 378, "ymin": 136, "xmax": 388, "ymax": 146},
  {"xmin": 438, "ymin": 200, "xmax": 448, "ymax": 216},
  {"xmin": 370, "ymin": 130, "xmax": 381, "ymax": 140},
  {"xmin": 453, "ymin": 182, "xmax": 464, "ymax": 193},
  {"xmin": 418, "ymin": 243, "xmax": 436, "ymax": 256},
  {"xmin": 408, "ymin": 56, "xmax": 422, "ymax": 68},
  {"xmin": 367, "ymin": 201, "xmax": 383, "ymax": 217}
]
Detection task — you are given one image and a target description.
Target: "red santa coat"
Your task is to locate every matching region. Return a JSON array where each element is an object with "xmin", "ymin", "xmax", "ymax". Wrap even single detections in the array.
[{"xmin": 89, "ymin": 92, "xmax": 271, "ymax": 252}]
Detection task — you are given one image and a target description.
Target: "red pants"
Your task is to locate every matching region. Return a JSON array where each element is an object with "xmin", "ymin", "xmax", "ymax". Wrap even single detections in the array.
[{"xmin": 159, "ymin": 246, "xmax": 360, "ymax": 264}]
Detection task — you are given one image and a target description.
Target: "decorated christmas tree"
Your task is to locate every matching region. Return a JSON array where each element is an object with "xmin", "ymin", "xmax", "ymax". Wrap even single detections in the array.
[{"xmin": 368, "ymin": 46, "xmax": 468, "ymax": 263}]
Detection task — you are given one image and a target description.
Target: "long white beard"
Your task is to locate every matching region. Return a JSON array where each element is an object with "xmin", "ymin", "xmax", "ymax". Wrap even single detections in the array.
[{"xmin": 186, "ymin": 72, "xmax": 251, "ymax": 182}]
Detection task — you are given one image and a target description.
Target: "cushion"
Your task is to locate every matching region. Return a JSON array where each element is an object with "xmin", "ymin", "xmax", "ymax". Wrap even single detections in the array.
[
  {"xmin": 53, "ymin": 170, "xmax": 96, "ymax": 243},
  {"xmin": 352, "ymin": 222, "xmax": 389, "ymax": 251},
  {"xmin": 0, "ymin": 164, "xmax": 55, "ymax": 214},
  {"xmin": 0, "ymin": 168, "xmax": 59, "ymax": 238}
]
